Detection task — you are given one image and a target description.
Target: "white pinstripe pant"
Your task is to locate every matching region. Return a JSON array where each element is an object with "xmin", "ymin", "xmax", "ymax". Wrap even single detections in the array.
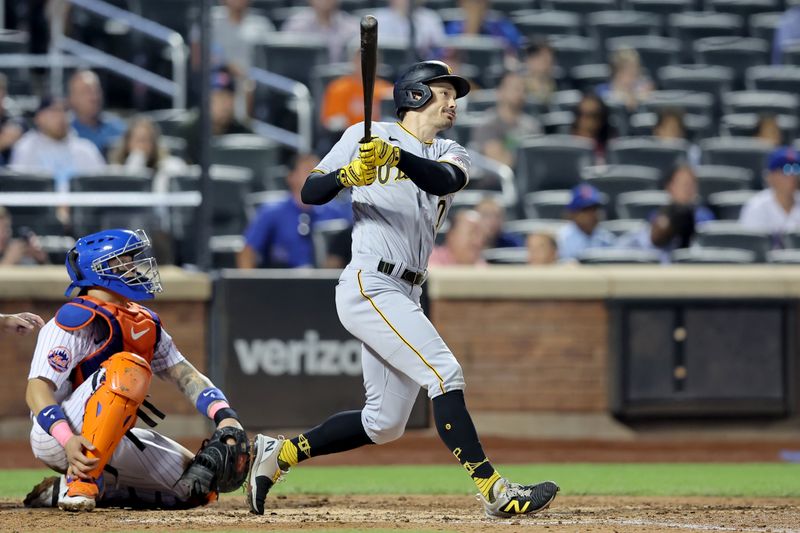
[{"xmin": 30, "ymin": 368, "xmax": 194, "ymax": 502}]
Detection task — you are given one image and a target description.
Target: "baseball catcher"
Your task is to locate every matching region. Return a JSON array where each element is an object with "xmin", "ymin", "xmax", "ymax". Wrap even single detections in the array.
[{"xmin": 24, "ymin": 228, "xmax": 249, "ymax": 511}]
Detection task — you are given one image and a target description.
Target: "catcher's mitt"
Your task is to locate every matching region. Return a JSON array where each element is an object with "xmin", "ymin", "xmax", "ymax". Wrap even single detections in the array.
[{"xmin": 176, "ymin": 426, "xmax": 251, "ymax": 498}]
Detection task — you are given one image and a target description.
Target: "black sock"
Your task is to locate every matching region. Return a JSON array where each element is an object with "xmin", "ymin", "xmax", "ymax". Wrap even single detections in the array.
[
  {"xmin": 432, "ymin": 390, "xmax": 501, "ymax": 499},
  {"xmin": 278, "ymin": 410, "xmax": 373, "ymax": 469}
]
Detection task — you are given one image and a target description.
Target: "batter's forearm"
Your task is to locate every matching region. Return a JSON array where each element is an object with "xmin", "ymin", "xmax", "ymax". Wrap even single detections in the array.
[
  {"xmin": 396, "ymin": 150, "xmax": 467, "ymax": 196},
  {"xmin": 301, "ymin": 171, "xmax": 344, "ymax": 205}
]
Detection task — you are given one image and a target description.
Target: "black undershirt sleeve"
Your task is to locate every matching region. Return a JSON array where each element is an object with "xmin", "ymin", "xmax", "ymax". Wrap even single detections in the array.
[
  {"xmin": 396, "ymin": 149, "xmax": 467, "ymax": 196},
  {"xmin": 300, "ymin": 170, "xmax": 343, "ymax": 205}
]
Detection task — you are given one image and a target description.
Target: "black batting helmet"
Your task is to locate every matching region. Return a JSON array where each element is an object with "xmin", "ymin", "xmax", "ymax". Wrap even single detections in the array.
[{"xmin": 393, "ymin": 61, "xmax": 471, "ymax": 117}]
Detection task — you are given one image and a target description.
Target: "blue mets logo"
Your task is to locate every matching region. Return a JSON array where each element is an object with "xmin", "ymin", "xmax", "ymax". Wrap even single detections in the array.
[{"xmin": 47, "ymin": 347, "xmax": 71, "ymax": 373}]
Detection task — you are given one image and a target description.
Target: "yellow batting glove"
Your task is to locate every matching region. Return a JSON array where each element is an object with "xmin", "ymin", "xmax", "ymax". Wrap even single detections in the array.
[
  {"xmin": 338, "ymin": 158, "xmax": 376, "ymax": 188},
  {"xmin": 360, "ymin": 137, "xmax": 400, "ymax": 169}
]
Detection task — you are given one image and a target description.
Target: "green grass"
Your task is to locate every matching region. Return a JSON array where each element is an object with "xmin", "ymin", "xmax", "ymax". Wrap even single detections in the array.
[{"xmin": 4, "ymin": 463, "xmax": 799, "ymax": 500}]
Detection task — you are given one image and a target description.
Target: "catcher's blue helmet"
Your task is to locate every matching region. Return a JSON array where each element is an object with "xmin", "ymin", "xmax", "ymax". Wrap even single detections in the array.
[
  {"xmin": 65, "ymin": 229, "xmax": 162, "ymax": 301},
  {"xmin": 393, "ymin": 60, "xmax": 470, "ymax": 117}
]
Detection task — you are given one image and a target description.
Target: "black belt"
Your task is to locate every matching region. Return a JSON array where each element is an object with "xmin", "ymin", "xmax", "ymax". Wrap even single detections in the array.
[{"xmin": 377, "ymin": 260, "xmax": 426, "ymax": 286}]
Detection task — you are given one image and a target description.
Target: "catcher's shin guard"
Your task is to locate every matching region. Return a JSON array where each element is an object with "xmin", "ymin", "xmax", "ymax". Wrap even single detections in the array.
[{"xmin": 82, "ymin": 351, "xmax": 152, "ymax": 478}]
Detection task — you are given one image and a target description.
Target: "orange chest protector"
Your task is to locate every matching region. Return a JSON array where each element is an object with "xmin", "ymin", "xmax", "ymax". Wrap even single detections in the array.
[{"xmin": 54, "ymin": 295, "xmax": 161, "ymax": 386}]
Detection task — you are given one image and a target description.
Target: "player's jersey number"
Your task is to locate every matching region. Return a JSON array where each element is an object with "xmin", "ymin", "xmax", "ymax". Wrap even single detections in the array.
[{"xmin": 435, "ymin": 198, "xmax": 447, "ymax": 231}]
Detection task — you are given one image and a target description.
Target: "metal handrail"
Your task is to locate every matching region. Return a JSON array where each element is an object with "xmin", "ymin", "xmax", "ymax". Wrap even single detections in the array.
[
  {"xmin": 249, "ymin": 66, "xmax": 313, "ymax": 153},
  {"xmin": 51, "ymin": 0, "xmax": 186, "ymax": 108},
  {"xmin": 467, "ymin": 149, "xmax": 518, "ymax": 208}
]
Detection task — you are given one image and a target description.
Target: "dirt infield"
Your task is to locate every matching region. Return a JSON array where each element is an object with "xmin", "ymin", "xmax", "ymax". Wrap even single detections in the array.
[{"xmin": 1, "ymin": 495, "xmax": 799, "ymax": 533}]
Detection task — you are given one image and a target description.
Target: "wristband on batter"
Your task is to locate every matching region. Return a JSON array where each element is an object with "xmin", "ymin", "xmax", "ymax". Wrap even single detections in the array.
[
  {"xmin": 37, "ymin": 404, "xmax": 74, "ymax": 447},
  {"xmin": 196, "ymin": 387, "xmax": 230, "ymax": 418}
]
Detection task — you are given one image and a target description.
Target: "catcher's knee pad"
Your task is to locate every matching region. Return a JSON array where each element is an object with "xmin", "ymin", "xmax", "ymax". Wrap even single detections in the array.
[{"xmin": 82, "ymin": 352, "xmax": 152, "ymax": 478}]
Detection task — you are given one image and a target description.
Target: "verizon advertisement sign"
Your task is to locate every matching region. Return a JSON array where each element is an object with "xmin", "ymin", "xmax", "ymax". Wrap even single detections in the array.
[{"xmin": 211, "ymin": 271, "xmax": 428, "ymax": 429}]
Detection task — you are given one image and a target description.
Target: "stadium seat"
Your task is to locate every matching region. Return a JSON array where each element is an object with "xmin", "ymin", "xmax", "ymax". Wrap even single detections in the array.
[
  {"xmin": 628, "ymin": 112, "xmax": 713, "ymax": 140},
  {"xmin": 640, "ymin": 90, "xmax": 715, "ymax": 122},
  {"xmin": 749, "ymin": 12, "xmax": 783, "ymax": 44},
  {"xmin": 482, "ymin": 247, "xmax": 529, "ymax": 265},
  {"xmin": 492, "ymin": 0, "xmax": 538, "ymax": 15},
  {"xmin": 503, "ymin": 219, "xmax": 569, "ymax": 240},
  {"xmin": 707, "ymin": 0, "xmax": 780, "ymax": 18},
  {"xmin": 209, "ymin": 235, "xmax": 245, "ymax": 269},
  {"xmin": 671, "ymin": 247, "xmax": 756, "ymax": 263},
  {"xmin": 0, "ymin": 30, "xmax": 31, "ymax": 95},
  {"xmin": 657, "ymin": 64, "xmax": 735, "ymax": 112},
  {"xmin": 445, "ymin": 113, "xmax": 485, "ymax": 148},
  {"xmin": 570, "ymin": 64, "xmax": 611, "ymax": 92},
  {"xmin": 0, "ymin": 170, "xmax": 62, "ymax": 236},
  {"xmin": 69, "ymin": 171, "xmax": 153, "ymax": 192},
  {"xmin": 136, "ymin": 0, "xmax": 195, "ymax": 36},
  {"xmin": 540, "ymin": 110, "xmax": 576, "ymax": 134},
  {"xmin": 582, "ymin": 164, "xmax": 661, "ymax": 219},
  {"xmin": 693, "ymin": 37, "xmax": 770, "ymax": 87},
  {"xmin": 465, "ymin": 89, "xmax": 499, "ymax": 113},
  {"xmin": 607, "ymin": 137, "xmax": 689, "ymax": 178},
  {"xmin": 513, "ymin": 11, "xmax": 583, "ymax": 38},
  {"xmin": 139, "ymin": 109, "xmax": 192, "ymax": 138},
  {"xmin": 669, "ymin": 12, "xmax": 744, "ymax": 62},
  {"xmin": 577, "ymin": 248, "xmax": 661, "ymax": 264},
  {"xmin": 767, "ymin": 249, "xmax": 800, "ymax": 263},
  {"xmin": 598, "ymin": 218, "xmax": 648, "ymax": 237},
  {"xmin": 171, "ymin": 165, "xmax": 253, "ymax": 235},
  {"xmin": 746, "ymin": 65, "xmax": 800, "ymax": 96},
  {"xmin": 443, "ymin": 35, "xmax": 505, "ymax": 86},
  {"xmin": 783, "ymin": 231, "xmax": 800, "ymax": 249},
  {"xmin": 253, "ymin": 33, "xmax": 328, "ymax": 87},
  {"xmin": 449, "ymin": 190, "xmax": 510, "ymax": 214},
  {"xmin": 721, "ymin": 113, "xmax": 797, "ymax": 143},
  {"xmin": 607, "ymin": 36, "xmax": 681, "ymax": 81},
  {"xmin": 694, "ymin": 165, "xmax": 753, "ymax": 204},
  {"xmin": 515, "ymin": 135, "xmax": 595, "ymax": 193},
  {"xmin": 312, "ymin": 219, "xmax": 351, "ymax": 268},
  {"xmin": 700, "ymin": 137, "xmax": 772, "ymax": 188},
  {"xmin": 783, "ymin": 43, "xmax": 800, "ymax": 66},
  {"xmin": 628, "ymin": 0, "xmax": 692, "ymax": 17},
  {"xmin": 695, "ymin": 221, "xmax": 771, "ymax": 262},
  {"xmin": 588, "ymin": 11, "xmax": 662, "ymax": 58},
  {"xmin": 722, "ymin": 91, "xmax": 799, "ymax": 118},
  {"xmin": 523, "ymin": 190, "xmax": 573, "ymax": 219},
  {"xmin": 38, "ymin": 235, "xmax": 76, "ymax": 265},
  {"xmin": 707, "ymin": 190, "xmax": 758, "ymax": 220},
  {"xmin": 616, "ymin": 190, "xmax": 671, "ymax": 219},
  {"xmin": 210, "ymin": 134, "xmax": 282, "ymax": 191},
  {"xmin": 545, "ymin": 0, "xmax": 617, "ymax": 14},
  {"xmin": 69, "ymin": 170, "xmax": 156, "ymax": 237},
  {"xmin": 547, "ymin": 35, "xmax": 596, "ymax": 72}
]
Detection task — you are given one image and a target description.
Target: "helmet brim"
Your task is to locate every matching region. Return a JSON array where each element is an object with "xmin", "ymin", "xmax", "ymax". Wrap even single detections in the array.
[{"xmin": 425, "ymin": 75, "xmax": 471, "ymax": 99}]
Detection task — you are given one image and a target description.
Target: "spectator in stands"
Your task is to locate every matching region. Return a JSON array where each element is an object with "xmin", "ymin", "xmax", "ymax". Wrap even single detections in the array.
[
  {"xmin": 663, "ymin": 164, "xmax": 715, "ymax": 225},
  {"xmin": 282, "ymin": 0, "xmax": 359, "ymax": 63},
  {"xmin": 475, "ymin": 195, "xmax": 520, "ymax": 248},
  {"xmin": 739, "ymin": 147, "xmax": 800, "ymax": 237},
  {"xmin": 10, "ymin": 97, "xmax": 105, "ymax": 190},
  {"xmin": 571, "ymin": 93, "xmax": 612, "ymax": 164},
  {"xmin": 772, "ymin": 5, "xmax": 800, "ymax": 64},
  {"xmin": 616, "ymin": 203, "xmax": 696, "ymax": 263},
  {"xmin": 557, "ymin": 184, "xmax": 616, "ymax": 261},
  {"xmin": 109, "ymin": 117, "xmax": 188, "ymax": 193},
  {"xmin": 440, "ymin": 47, "xmax": 482, "ymax": 92},
  {"xmin": 429, "ymin": 209, "xmax": 488, "ymax": 266},
  {"xmin": 754, "ymin": 114, "xmax": 783, "ymax": 148},
  {"xmin": 0, "ymin": 73, "xmax": 24, "ymax": 165},
  {"xmin": 596, "ymin": 48, "xmax": 652, "ymax": 113},
  {"xmin": 68, "ymin": 70, "xmax": 126, "ymax": 157},
  {"xmin": 527, "ymin": 232, "xmax": 558, "ymax": 265},
  {"xmin": 374, "ymin": 0, "xmax": 446, "ymax": 60},
  {"xmin": 320, "ymin": 40, "xmax": 393, "ymax": 136},
  {"xmin": 177, "ymin": 67, "xmax": 253, "ymax": 165},
  {"xmin": 445, "ymin": 0, "xmax": 523, "ymax": 60},
  {"xmin": 653, "ymin": 108, "xmax": 701, "ymax": 167},
  {"xmin": 522, "ymin": 39, "xmax": 556, "ymax": 105},
  {"xmin": 0, "ymin": 207, "xmax": 49, "ymax": 265},
  {"xmin": 237, "ymin": 153, "xmax": 350, "ymax": 268},
  {"xmin": 471, "ymin": 70, "xmax": 541, "ymax": 168}
]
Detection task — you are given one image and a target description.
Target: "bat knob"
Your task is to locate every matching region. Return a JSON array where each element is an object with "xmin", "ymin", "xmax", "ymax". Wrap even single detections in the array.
[{"xmin": 361, "ymin": 15, "xmax": 377, "ymax": 30}]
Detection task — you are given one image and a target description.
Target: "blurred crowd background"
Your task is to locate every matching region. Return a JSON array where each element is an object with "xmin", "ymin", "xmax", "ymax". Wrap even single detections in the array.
[{"xmin": 2, "ymin": 0, "xmax": 800, "ymax": 270}]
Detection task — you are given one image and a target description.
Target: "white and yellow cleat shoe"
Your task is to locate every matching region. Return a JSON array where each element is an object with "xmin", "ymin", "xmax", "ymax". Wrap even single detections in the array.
[
  {"xmin": 246, "ymin": 434, "xmax": 287, "ymax": 515},
  {"xmin": 478, "ymin": 478, "xmax": 559, "ymax": 518}
]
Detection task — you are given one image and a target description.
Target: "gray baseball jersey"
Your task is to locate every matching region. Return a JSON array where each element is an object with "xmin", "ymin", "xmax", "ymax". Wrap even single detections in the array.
[{"xmin": 315, "ymin": 121, "xmax": 471, "ymax": 270}]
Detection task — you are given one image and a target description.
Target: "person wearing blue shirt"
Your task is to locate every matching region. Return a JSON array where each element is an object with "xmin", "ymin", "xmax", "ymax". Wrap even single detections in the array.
[
  {"xmin": 68, "ymin": 70, "xmax": 126, "ymax": 158},
  {"xmin": 556, "ymin": 184, "xmax": 617, "ymax": 261},
  {"xmin": 238, "ymin": 154, "xmax": 351, "ymax": 268},
  {"xmin": 444, "ymin": 0, "xmax": 522, "ymax": 55}
]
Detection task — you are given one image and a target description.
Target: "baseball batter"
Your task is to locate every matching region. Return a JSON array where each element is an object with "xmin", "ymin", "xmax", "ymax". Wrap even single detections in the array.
[
  {"xmin": 248, "ymin": 61, "xmax": 559, "ymax": 518},
  {"xmin": 24, "ymin": 229, "xmax": 250, "ymax": 512}
]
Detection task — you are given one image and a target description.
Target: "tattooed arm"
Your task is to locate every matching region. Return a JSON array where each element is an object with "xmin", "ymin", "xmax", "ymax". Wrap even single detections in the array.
[{"xmin": 158, "ymin": 360, "xmax": 242, "ymax": 430}]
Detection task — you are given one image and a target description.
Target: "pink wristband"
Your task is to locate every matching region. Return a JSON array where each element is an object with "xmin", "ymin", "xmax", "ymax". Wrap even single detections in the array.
[
  {"xmin": 207, "ymin": 401, "xmax": 230, "ymax": 420},
  {"xmin": 51, "ymin": 421, "xmax": 74, "ymax": 448}
]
